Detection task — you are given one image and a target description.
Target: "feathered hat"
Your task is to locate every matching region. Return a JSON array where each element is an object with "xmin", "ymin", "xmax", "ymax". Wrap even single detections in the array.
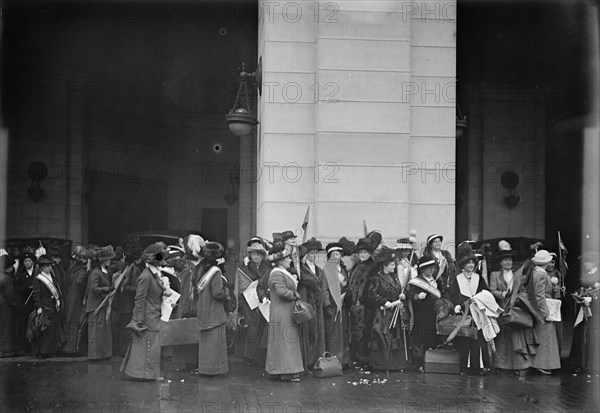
[
  {"xmin": 373, "ymin": 246, "xmax": 396, "ymax": 265},
  {"xmin": 268, "ymin": 240, "xmax": 291, "ymax": 263},
  {"xmin": 354, "ymin": 238, "xmax": 375, "ymax": 254},
  {"xmin": 185, "ymin": 234, "xmax": 205, "ymax": 260},
  {"xmin": 143, "ymin": 242, "xmax": 168, "ymax": 266},
  {"xmin": 456, "ymin": 241, "xmax": 478, "ymax": 269},
  {"xmin": 497, "ymin": 240, "xmax": 514, "ymax": 262}
]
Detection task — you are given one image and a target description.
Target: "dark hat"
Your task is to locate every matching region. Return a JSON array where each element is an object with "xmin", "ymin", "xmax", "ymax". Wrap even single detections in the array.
[
  {"xmin": 247, "ymin": 236, "xmax": 267, "ymax": 248},
  {"xmin": 1, "ymin": 255, "xmax": 15, "ymax": 272},
  {"xmin": 202, "ymin": 241, "xmax": 225, "ymax": 260},
  {"xmin": 418, "ymin": 254, "xmax": 438, "ymax": 270},
  {"xmin": 373, "ymin": 247, "xmax": 396, "ymax": 265},
  {"xmin": 354, "ymin": 238, "xmax": 374, "ymax": 254},
  {"xmin": 247, "ymin": 244, "xmax": 267, "ymax": 256},
  {"xmin": 268, "ymin": 241, "xmax": 291, "ymax": 262},
  {"xmin": 37, "ymin": 254, "xmax": 54, "ymax": 266},
  {"xmin": 21, "ymin": 251, "xmax": 37, "ymax": 263},
  {"xmin": 281, "ymin": 230, "xmax": 297, "ymax": 242},
  {"xmin": 143, "ymin": 242, "xmax": 168, "ymax": 266},
  {"xmin": 167, "ymin": 245, "xmax": 185, "ymax": 260},
  {"xmin": 395, "ymin": 238, "xmax": 413, "ymax": 250},
  {"xmin": 456, "ymin": 242, "xmax": 478, "ymax": 269},
  {"xmin": 95, "ymin": 246, "xmax": 116, "ymax": 262},
  {"xmin": 338, "ymin": 237, "xmax": 356, "ymax": 256},
  {"xmin": 326, "ymin": 243, "xmax": 345, "ymax": 258},
  {"xmin": 367, "ymin": 231, "xmax": 383, "ymax": 248},
  {"xmin": 302, "ymin": 238, "xmax": 323, "ymax": 252},
  {"xmin": 426, "ymin": 234, "xmax": 444, "ymax": 247}
]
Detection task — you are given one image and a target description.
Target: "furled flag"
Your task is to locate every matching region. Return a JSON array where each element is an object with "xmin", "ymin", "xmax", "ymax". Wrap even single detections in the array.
[
  {"xmin": 302, "ymin": 206, "xmax": 310, "ymax": 243},
  {"xmin": 558, "ymin": 231, "xmax": 569, "ymax": 294}
]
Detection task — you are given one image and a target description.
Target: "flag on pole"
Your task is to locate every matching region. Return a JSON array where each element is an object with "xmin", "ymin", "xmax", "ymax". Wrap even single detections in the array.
[
  {"xmin": 363, "ymin": 220, "xmax": 368, "ymax": 237},
  {"xmin": 558, "ymin": 231, "xmax": 568, "ymax": 295},
  {"xmin": 302, "ymin": 206, "xmax": 310, "ymax": 243}
]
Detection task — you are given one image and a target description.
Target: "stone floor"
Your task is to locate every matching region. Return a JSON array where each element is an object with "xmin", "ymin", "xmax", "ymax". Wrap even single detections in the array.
[{"xmin": 1, "ymin": 354, "xmax": 598, "ymax": 413}]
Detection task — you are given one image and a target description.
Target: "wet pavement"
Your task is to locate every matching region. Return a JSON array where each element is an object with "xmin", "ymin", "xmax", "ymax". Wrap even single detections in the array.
[{"xmin": 1, "ymin": 355, "xmax": 598, "ymax": 413}]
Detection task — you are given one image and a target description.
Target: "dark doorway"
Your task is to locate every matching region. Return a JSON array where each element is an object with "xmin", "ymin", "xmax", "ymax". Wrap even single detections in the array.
[
  {"xmin": 201, "ymin": 208, "xmax": 228, "ymax": 247},
  {"xmin": 87, "ymin": 170, "xmax": 168, "ymax": 245}
]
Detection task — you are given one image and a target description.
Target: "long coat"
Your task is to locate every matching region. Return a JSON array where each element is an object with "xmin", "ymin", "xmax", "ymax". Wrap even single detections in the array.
[
  {"xmin": 265, "ymin": 267, "xmax": 303, "ymax": 375},
  {"xmin": 489, "ymin": 268, "xmax": 537, "ymax": 370},
  {"xmin": 298, "ymin": 260, "xmax": 326, "ymax": 369},
  {"xmin": 569, "ymin": 268, "xmax": 600, "ymax": 372},
  {"xmin": 407, "ymin": 275, "xmax": 441, "ymax": 367},
  {"xmin": 0, "ymin": 272, "xmax": 25, "ymax": 355},
  {"xmin": 235, "ymin": 259, "xmax": 270, "ymax": 363},
  {"xmin": 322, "ymin": 261, "xmax": 351, "ymax": 365},
  {"xmin": 121, "ymin": 267, "xmax": 164, "ymax": 379},
  {"xmin": 196, "ymin": 265, "xmax": 228, "ymax": 375},
  {"xmin": 30, "ymin": 273, "xmax": 65, "ymax": 355},
  {"xmin": 348, "ymin": 257, "xmax": 376, "ymax": 359},
  {"xmin": 364, "ymin": 270, "xmax": 409, "ymax": 370},
  {"xmin": 62, "ymin": 262, "xmax": 88, "ymax": 354},
  {"xmin": 86, "ymin": 267, "xmax": 112, "ymax": 359},
  {"xmin": 529, "ymin": 267, "xmax": 561, "ymax": 370}
]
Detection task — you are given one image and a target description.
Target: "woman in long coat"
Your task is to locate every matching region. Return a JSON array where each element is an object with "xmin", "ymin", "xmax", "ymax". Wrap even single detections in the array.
[
  {"xmin": 121, "ymin": 243, "xmax": 168, "ymax": 380},
  {"xmin": 62, "ymin": 246, "xmax": 89, "ymax": 355},
  {"xmin": 407, "ymin": 254, "xmax": 442, "ymax": 371},
  {"xmin": 449, "ymin": 247, "xmax": 492, "ymax": 374},
  {"xmin": 322, "ymin": 242, "xmax": 352, "ymax": 366},
  {"xmin": 347, "ymin": 238, "xmax": 376, "ymax": 365},
  {"xmin": 85, "ymin": 246, "xmax": 115, "ymax": 360},
  {"xmin": 195, "ymin": 241, "xmax": 229, "ymax": 375},
  {"xmin": 1, "ymin": 255, "xmax": 25, "ymax": 357},
  {"xmin": 297, "ymin": 238, "xmax": 326, "ymax": 370},
  {"xmin": 235, "ymin": 240, "xmax": 271, "ymax": 366},
  {"xmin": 364, "ymin": 247, "xmax": 410, "ymax": 371},
  {"xmin": 29, "ymin": 255, "xmax": 65, "ymax": 358},
  {"xmin": 525, "ymin": 250, "xmax": 561, "ymax": 374},
  {"xmin": 265, "ymin": 241, "xmax": 303, "ymax": 382},
  {"xmin": 489, "ymin": 244, "xmax": 537, "ymax": 374}
]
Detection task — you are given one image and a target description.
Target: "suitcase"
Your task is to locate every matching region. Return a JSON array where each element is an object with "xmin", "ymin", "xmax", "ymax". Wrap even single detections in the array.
[{"xmin": 424, "ymin": 346, "xmax": 460, "ymax": 374}]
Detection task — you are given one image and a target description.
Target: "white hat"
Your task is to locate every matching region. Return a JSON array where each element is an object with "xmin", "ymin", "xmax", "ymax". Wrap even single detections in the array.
[{"xmin": 532, "ymin": 250, "xmax": 552, "ymax": 265}]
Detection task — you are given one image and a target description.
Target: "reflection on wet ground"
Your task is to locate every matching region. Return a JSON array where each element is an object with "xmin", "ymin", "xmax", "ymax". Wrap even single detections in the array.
[{"xmin": 0, "ymin": 356, "xmax": 598, "ymax": 412}]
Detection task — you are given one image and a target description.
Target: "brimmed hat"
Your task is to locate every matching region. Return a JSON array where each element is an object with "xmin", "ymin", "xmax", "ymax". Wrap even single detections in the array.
[
  {"xmin": 326, "ymin": 243, "xmax": 345, "ymax": 258},
  {"xmin": 338, "ymin": 237, "xmax": 356, "ymax": 256},
  {"xmin": 95, "ymin": 246, "xmax": 116, "ymax": 262},
  {"xmin": 418, "ymin": 254, "xmax": 438, "ymax": 270},
  {"xmin": 302, "ymin": 238, "xmax": 323, "ymax": 253},
  {"xmin": 37, "ymin": 254, "xmax": 54, "ymax": 266},
  {"xmin": 143, "ymin": 242, "xmax": 168, "ymax": 266},
  {"xmin": 247, "ymin": 236, "xmax": 267, "ymax": 248},
  {"xmin": 281, "ymin": 230, "xmax": 297, "ymax": 242},
  {"xmin": 268, "ymin": 241, "xmax": 291, "ymax": 263},
  {"xmin": 202, "ymin": 241, "xmax": 224, "ymax": 260},
  {"xmin": 395, "ymin": 238, "xmax": 413, "ymax": 251},
  {"xmin": 367, "ymin": 231, "xmax": 383, "ymax": 249},
  {"xmin": 21, "ymin": 251, "xmax": 37, "ymax": 263},
  {"xmin": 497, "ymin": 240, "xmax": 514, "ymax": 262},
  {"xmin": 167, "ymin": 245, "xmax": 185, "ymax": 260},
  {"xmin": 247, "ymin": 244, "xmax": 267, "ymax": 256},
  {"xmin": 185, "ymin": 234, "xmax": 205, "ymax": 259},
  {"xmin": 373, "ymin": 247, "xmax": 396, "ymax": 265},
  {"xmin": 354, "ymin": 238, "xmax": 374, "ymax": 254},
  {"xmin": 426, "ymin": 234, "xmax": 443, "ymax": 247},
  {"xmin": 456, "ymin": 242, "xmax": 478, "ymax": 269},
  {"xmin": 532, "ymin": 250, "xmax": 553, "ymax": 266}
]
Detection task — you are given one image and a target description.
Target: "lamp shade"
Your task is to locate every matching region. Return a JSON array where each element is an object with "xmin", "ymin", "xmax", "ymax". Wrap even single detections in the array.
[{"xmin": 225, "ymin": 108, "xmax": 258, "ymax": 137}]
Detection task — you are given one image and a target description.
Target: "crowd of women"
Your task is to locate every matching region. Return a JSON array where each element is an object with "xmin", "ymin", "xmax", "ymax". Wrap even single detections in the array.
[{"xmin": 0, "ymin": 232, "xmax": 598, "ymax": 382}]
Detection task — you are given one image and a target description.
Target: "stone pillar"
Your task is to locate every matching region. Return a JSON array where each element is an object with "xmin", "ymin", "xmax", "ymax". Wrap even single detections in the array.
[
  {"xmin": 257, "ymin": 1, "xmax": 457, "ymax": 247},
  {"xmin": 238, "ymin": 132, "xmax": 256, "ymax": 252}
]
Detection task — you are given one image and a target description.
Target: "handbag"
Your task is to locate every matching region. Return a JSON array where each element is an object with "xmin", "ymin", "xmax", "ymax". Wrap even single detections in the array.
[
  {"xmin": 293, "ymin": 300, "xmax": 315, "ymax": 324},
  {"xmin": 500, "ymin": 306, "xmax": 533, "ymax": 328},
  {"xmin": 313, "ymin": 352, "xmax": 343, "ymax": 377}
]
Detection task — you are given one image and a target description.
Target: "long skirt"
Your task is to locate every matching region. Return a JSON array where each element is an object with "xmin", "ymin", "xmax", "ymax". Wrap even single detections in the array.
[
  {"xmin": 369, "ymin": 310, "xmax": 409, "ymax": 371},
  {"xmin": 31, "ymin": 310, "xmax": 64, "ymax": 356},
  {"xmin": 87, "ymin": 308, "xmax": 112, "ymax": 360},
  {"xmin": 198, "ymin": 324, "xmax": 228, "ymax": 375},
  {"xmin": 531, "ymin": 320, "xmax": 561, "ymax": 370},
  {"xmin": 121, "ymin": 330, "xmax": 161, "ymax": 380},
  {"xmin": 493, "ymin": 324, "xmax": 537, "ymax": 370},
  {"xmin": 235, "ymin": 299, "xmax": 267, "ymax": 365},
  {"xmin": 324, "ymin": 309, "xmax": 350, "ymax": 365},
  {"xmin": 410, "ymin": 312, "xmax": 439, "ymax": 368}
]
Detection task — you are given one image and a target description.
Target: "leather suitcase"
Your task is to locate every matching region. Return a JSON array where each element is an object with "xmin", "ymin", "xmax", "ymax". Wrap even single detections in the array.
[{"xmin": 424, "ymin": 346, "xmax": 460, "ymax": 374}]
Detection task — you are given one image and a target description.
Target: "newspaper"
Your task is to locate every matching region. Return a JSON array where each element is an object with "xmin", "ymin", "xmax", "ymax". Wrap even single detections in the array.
[
  {"xmin": 161, "ymin": 290, "xmax": 181, "ymax": 322},
  {"xmin": 258, "ymin": 301, "xmax": 270, "ymax": 322},
  {"xmin": 242, "ymin": 280, "xmax": 260, "ymax": 310},
  {"xmin": 546, "ymin": 298, "xmax": 562, "ymax": 322}
]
